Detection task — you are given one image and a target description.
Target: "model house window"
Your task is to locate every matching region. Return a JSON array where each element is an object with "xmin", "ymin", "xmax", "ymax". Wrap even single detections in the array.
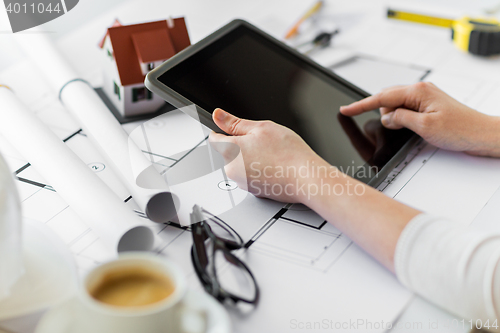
[
  {"xmin": 132, "ymin": 87, "xmax": 153, "ymax": 103},
  {"xmin": 147, "ymin": 62, "xmax": 155, "ymax": 71},
  {"xmin": 113, "ymin": 81, "xmax": 121, "ymax": 100}
]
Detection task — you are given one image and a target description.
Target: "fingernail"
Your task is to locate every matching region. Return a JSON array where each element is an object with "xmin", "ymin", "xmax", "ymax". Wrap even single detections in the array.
[
  {"xmin": 381, "ymin": 113, "xmax": 392, "ymax": 126},
  {"xmin": 214, "ymin": 108, "xmax": 227, "ymax": 121}
]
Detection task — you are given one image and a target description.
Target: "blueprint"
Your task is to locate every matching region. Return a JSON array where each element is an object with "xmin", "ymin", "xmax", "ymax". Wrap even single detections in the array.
[
  {"xmin": 0, "ymin": 58, "xmax": 417, "ymax": 332},
  {"xmin": 1, "ymin": 0, "xmax": 500, "ymax": 332}
]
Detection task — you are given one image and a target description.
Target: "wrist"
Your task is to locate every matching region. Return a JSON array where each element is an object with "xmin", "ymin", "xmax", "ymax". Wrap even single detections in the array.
[
  {"xmin": 296, "ymin": 158, "xmax": 353, "ymax": 207},
  {"xmin": 295, "ymin": 157, "xmax": 330, "ymax": 205}
]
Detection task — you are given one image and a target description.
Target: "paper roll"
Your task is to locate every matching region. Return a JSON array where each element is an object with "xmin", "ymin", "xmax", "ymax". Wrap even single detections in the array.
[
  {"xmin": 0, "ymin": 148, "xmax": 23, "ymax": 301},
  {"xmin": 0, "ymin": 86, "xmax": 154, "ymax": 252},
  {"xmin": 127, "ymin": 109, "xmax": 249, "ymax": 226},
  {"xmin": 16, "ymin": 32, "xmax": 178, "ymax": 223}
]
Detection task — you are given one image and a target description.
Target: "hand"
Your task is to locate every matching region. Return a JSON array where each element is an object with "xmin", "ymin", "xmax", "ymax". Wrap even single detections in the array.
[
  {"xmin": 340, "ymin": 82, "xmax": 500, "ymax": 157},
  {"xmin": 337, "ymin": 113, "xmax": 388, "ymax": 164},
  {"xmin": 209, "ymin": 110, "xmax": 420, "ymax": 272},
  {"xmin": 208, "ymin": 108, "xmax": 327, "ymax": 203}
]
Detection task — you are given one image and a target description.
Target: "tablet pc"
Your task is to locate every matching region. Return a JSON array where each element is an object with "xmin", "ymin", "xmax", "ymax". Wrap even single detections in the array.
[{"xmin": 145, "ymin": 19, "xmax": 420, "ymax": 187}]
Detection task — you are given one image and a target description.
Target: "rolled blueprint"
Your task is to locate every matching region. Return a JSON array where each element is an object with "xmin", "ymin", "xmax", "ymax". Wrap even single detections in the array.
[
  {"xmin": 16, "ymin": 32, "xmax": 178, "ymax": 222},
  {"xmin": 0, "ymin": 141, "xmax": 23, "ymax": 301},
  {"xmin": 0, "ymin": 86, "xmax": 154, "ymax": 252}
]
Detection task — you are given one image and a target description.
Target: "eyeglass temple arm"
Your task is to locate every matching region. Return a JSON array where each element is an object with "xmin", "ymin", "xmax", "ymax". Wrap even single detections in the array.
[{"xmin": 190, "ymin": 204, "xmax": 204, "ymax": 224}]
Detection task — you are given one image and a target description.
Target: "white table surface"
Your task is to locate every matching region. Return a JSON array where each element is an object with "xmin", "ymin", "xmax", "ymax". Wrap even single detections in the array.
[{"xmin": 2, "ymin": 0, "xmax": 498, "ymax": 332}]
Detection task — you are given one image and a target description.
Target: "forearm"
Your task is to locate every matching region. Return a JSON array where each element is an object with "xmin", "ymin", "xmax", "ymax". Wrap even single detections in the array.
[
  {"xmin": 294, "ymin": 157, "xmax": 500, "ymax": 323},
  {"xmin": 469, "ymin": 114, "xmax": 500, "ymax": 157},
  {"xmin": 298, "ymin": 158, "xmax": 420, "ymax": 272}
]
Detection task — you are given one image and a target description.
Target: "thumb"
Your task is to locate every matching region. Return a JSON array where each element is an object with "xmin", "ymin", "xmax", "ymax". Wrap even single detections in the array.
[
  {"xmin": 208, "ymin": 131, "xmax": 240, "ymax": 163},
  {"xmin": 213, "ymin": 108, "xmax": 256, "ymax": 136},
  {"xmin": 381, "ymin": 108, "xmax": 423, "ymax": 132}
]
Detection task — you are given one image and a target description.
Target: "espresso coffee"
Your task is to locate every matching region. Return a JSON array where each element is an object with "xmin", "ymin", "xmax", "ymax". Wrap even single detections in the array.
[{"xmin": 89, "ymin": 267, "xmax": 175, "ymax": 307}]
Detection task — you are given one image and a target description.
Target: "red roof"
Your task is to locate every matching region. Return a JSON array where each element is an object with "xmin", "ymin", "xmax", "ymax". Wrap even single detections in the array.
[
  {"xmin": 98, "ymin": 19, "xmax": 122, "ymax": 49},
  {"xmin": 132, "ymin": 29, "xmax": 175, "ymax": 63},
  {"xmin": 99, "ymin": 18, "xmax": 190, "ymax": 86}
]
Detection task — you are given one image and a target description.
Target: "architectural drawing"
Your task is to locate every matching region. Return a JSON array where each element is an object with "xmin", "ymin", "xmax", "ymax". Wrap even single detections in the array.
[
  {"xmin": 330, "ymin": 54, "xmax": 431, "ymax": 95},
  {"xmin": 0, "ymin": 51, "xmax": 435, "ymax": 278},
  {"xmin": 4, "ymin": 22, "xmax": 499, "ymax": 328}
]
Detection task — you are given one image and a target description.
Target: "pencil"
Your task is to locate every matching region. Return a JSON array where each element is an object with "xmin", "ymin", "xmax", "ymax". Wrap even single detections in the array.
[{"xmin": 285, "ymin": 0, "xmax": 324, "ymax": 39}]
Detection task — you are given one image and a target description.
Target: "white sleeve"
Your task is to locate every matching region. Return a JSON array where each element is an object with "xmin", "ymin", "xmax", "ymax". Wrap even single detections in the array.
[{"xmin": 395, "ymin": 214, "xmax": 500, "ymax": 330}]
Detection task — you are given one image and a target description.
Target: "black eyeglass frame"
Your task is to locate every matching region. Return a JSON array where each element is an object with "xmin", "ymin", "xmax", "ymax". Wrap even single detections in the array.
[{"xmin": 190, "ymin": 207, "xmax": 260, "ymax": 305}]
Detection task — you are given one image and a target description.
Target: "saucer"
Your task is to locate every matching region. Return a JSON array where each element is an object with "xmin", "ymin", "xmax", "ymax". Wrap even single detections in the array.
[{"xmin": 35, "ymin": 288, "xmax": 231, "ymax": 333}]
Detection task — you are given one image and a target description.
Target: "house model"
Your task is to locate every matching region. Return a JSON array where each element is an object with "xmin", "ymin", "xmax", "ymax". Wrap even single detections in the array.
[{"xmin": 98, "ymin": 18, "xmax": 190, "ymax": 117}]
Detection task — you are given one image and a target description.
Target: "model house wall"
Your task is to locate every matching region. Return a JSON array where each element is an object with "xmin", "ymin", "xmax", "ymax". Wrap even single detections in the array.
[
  {"xmin": 100, "ymin": 36, "xmax": 125, "ymax": 114},
  {"xmin": 123, "ymin": 83, "xmax": 165, "ymax": 116}
]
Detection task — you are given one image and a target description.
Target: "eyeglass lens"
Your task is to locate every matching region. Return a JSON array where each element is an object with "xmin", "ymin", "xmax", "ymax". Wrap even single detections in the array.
[
  {"xmin": 203, "ymin": 213, "xmax": 242, "ymax": 247},
  {"xmin": 214, "ymin": 250, "xmax": 257, "ymax": 301}
]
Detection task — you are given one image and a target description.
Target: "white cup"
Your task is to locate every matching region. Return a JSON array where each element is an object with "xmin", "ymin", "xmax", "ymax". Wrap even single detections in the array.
[{"xmin": 74, "ymin": 253, "xmax": 206, "ymax": 333}]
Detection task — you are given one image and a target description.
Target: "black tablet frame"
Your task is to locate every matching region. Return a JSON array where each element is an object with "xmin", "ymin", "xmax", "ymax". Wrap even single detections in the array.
[{"xmin": 145, "ymin": 19, "xmax": 421, "ymax": 187}]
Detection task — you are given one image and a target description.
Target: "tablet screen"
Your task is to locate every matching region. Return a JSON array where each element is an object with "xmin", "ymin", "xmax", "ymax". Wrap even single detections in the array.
[{"xmin": 158, "ymin": 25, "xmax": 414, "ymax": 181}]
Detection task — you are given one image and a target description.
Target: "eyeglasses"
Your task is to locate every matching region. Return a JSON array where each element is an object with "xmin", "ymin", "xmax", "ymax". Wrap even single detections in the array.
[{"xmin": 190, "ymin": 205, "xmax": 259, "ymax": 306}]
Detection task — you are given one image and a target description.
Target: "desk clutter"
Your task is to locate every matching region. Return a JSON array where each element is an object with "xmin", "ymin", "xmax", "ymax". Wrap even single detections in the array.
[
  {"xmin": 0, "ymin": 88, "xmax": 231, "ymax": 333},
  {"xmin": 387, "ymin": 8, "xmax": 500, "ymax": 56},
  {"xmin": 1, "ymin": 0, "xmax": 500, "ymax": 332}
]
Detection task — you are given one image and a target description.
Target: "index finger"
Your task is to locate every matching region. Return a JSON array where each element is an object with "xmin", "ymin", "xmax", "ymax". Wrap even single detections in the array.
[{"xmin": 340, "ymin": 85, "xmax": 411, "ymax": 116}]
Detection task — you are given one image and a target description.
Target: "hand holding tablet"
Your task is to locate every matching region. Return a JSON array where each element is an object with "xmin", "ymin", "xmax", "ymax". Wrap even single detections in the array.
[
  {"xmin": 208, "ymin": 108, "xmax": 324, "ymax": 203},
  {"xmin": 146, "ymin": 19, "xmax": 419, "ymax": 187}
]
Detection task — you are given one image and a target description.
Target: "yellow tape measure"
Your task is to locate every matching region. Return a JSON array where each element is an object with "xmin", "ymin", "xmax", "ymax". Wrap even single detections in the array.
[{"xmin": 387, "ymin": 9, "xmax": 500, "ymax": 56}]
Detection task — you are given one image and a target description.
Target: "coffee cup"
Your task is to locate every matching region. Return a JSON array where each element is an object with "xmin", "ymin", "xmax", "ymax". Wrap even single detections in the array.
[{"xmin": 74, "ymin": 252, "xmax": 206, "ymax": 333}]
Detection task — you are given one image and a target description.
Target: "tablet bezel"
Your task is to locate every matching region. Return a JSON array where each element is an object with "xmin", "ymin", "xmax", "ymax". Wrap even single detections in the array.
[{"xmin": 145, "ymin": 19, "xmax": 421, "ymax": 187}]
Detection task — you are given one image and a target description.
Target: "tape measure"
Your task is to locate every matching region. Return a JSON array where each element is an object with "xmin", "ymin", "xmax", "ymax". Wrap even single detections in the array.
[{"xmin": 387, "ymin": 9, "xmax": 500, "ymax": 56}]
